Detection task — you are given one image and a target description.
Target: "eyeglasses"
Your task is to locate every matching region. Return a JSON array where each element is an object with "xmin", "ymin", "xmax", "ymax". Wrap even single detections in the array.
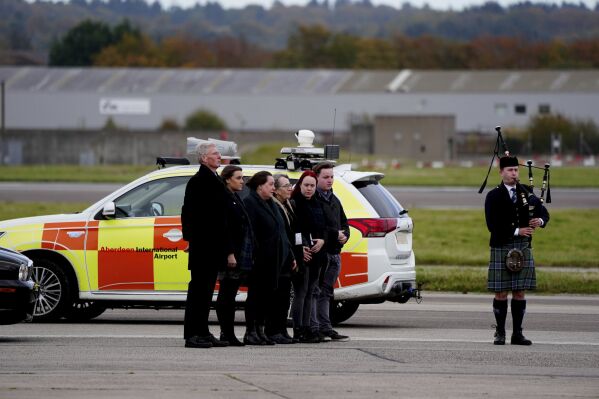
[{"xmin": 280, "ymin": 184, "xmax": 293, "ymax": 189}]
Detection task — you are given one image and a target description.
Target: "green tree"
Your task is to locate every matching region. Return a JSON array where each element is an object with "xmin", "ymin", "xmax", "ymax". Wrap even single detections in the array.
[
  {"xmin": 526, "ymin": 114, "xmax": 599, "ymax": 154},
  {"xmin": 49, "ymin": 20, "xmax": 114, "ymax": 66},
  {"xmin": 159, "ymin": 118, "xmax": 181, "ymax": 131},
  {"xmin": 185, "ymin": 109, "xmax": 227, "ymax": 131},
  {"xmin": 49, "ymin": 19, "xmax": 141, "ymax": 66}
]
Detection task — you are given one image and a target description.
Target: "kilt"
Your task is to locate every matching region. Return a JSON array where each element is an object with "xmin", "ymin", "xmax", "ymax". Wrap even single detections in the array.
[{"xmin": 488, "ymin": 236, "xmax": 536, "ymax": 292}]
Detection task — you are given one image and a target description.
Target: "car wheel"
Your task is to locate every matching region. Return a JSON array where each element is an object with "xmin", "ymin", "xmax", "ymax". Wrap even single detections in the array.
[
  {"xmin": 30, "ymin": 258, "xmax": 73, "ymax": 322},
  {"xmin": 65, "ymin": 301, "xmax": 106, "ymax": 322},
  {"xmin": 330, "ymin": 300, "xmax": 359, "ymax": 325}
]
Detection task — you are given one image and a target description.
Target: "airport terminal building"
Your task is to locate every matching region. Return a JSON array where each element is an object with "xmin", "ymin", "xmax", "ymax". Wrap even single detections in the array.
[{"xmin": 1, "ymin": 67, "xmax": 598, "ymax": 164}]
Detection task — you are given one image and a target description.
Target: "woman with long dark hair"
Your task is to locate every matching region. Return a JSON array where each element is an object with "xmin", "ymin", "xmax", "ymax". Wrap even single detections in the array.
[
  {"xmin": 290, "ymin": 170, "xmax": 327, "ymax": 343},
  {"xmin": 215, "ymin": 165, "xmax": 254, "ymax": 346},
  {"xmin": 243, "ymin": 171, "xmax": 296, "ymax": 345}
]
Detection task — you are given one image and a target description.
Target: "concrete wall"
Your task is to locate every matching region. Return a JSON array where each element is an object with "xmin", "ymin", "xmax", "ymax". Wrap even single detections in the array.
[
  {"xmin": 373, "ymin": 115, "xmax": 456, "ymax": 162},
  {"xmin": 2, "ymin": 129, "xmax": 294, "ymax": 165}
]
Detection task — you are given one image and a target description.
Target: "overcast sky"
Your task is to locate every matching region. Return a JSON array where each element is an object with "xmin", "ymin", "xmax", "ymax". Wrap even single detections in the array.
[{"xmin": 156, "ymin": 0, "xmax": 598, "ymax": 10}]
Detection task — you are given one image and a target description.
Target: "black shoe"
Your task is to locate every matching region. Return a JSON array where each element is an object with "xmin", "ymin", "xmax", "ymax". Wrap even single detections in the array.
[
  {"xmin": 268, "ymin": 333, "xmax": 294, "ymax": 344},
  {"xmin": 185, "ymin": 335, "xmax": 213, "ymax": 348},
  {"xmin": 325, "ymin": 330, "xmax": 349, "ymax": 342},
  {"xmin": 201, "ymin": 334, "xmax": 228, "ymax": 347},
  {"xmin": 244, "ymin": 331, "xmax": 266, "ymax": 346},
  {"xmin": 511, "ymin": 330, "xmax": 532, "ymax": 346},
  {"xmin": 317, "ymin": 332, "xmax": 331, "ymax": 342},
  {"xmin": 281, "ymin": 329, "xmax": 298, "ymax": 343},
  {"xmin": 494, "ymin": 330, "xmax": 506, "ymax": 345},
  {"xmin": 299, "ymin": 330, "xmax": 321, "ymax": 344},
  {"xmin": 256, "ymin": 326, "xmax": 275, "ymax": 345},
  {"xmin": 293, "ymin": 328, "xmax": 304, "ymax": 342},
  {"xmin": 221, "ymin": 332, "xmax": 245, "ymax": 347}
]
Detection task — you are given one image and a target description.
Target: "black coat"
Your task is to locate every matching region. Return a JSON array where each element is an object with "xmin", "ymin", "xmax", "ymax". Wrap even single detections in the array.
[
  {"xmin": 292, "ymin": 193, "xmax": 328, "ymax": 267},
  {"xmin": 181, "ymin": 164, "xmax": 233, "ymax": 269},
  {"xmin": 315, "ymin": 189, "xmax": 350, "ymax": 255},
  {"xmin": 485, "ymin": 182, "xmax": 550, "ymax": 247},
  {"xmin": 223, "ymin": 190, "xmax": 254, "ymax": 271},
  {"xmin": 243, "ymin": 191, "xmax": 293, "ymax": 289},
  {"xmin": 274, "ymin": 197, "xmax": 303, "ymax": 275}
]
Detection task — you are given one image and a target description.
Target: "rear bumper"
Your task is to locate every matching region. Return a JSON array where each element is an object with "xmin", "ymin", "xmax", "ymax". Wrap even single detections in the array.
[
  {"xmin": 0, "ymin": 280, "xmax": 37, "ymax": 324},
  {"xmin": 334, "ymin": 271, "xmax": 417, "ymax": 303}
]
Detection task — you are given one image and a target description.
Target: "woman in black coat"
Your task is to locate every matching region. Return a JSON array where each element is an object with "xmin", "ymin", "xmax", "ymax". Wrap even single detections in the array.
[
  {"xmin": 243, "ymin": 171, "xmax": 295, "ymax": 345},
  {"xmin": 215, "ymin": 165, "xmax": 254, "ymax": 346},
  {"xmin": 267, "ymin": 173, "xmax": 303, "ymax": 344},
  {"xmin": 290, "ymin": 170, "xmax": 327, "ymax": 343}
]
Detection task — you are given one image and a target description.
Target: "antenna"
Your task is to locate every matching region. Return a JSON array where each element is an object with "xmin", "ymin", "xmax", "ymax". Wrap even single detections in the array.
[{"xmin": 332, "ymin": 108, "xmax": 336, "ymax": 145}]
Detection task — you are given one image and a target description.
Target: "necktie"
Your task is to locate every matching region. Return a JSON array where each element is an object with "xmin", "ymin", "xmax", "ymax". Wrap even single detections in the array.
[{"xmin": 510, "ymin": 187, "xmax": 517, "ymax": 203}]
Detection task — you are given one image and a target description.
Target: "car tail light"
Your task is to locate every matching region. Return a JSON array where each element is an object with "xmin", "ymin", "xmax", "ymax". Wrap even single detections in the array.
[{"xmin": 348, "ymin": 218, "xmax": 398, "ymax": 237}]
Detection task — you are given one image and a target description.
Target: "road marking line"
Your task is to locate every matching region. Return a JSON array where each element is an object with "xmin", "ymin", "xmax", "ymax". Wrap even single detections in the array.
[{"xmin": 4, "ymin": 335, "xmax": 599, "ymax": 346}]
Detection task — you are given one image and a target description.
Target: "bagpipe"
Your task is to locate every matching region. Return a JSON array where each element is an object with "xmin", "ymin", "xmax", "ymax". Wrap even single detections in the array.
[{"xmin": 479, "ymin": 126, "xmax": 552, "ymax": 205}]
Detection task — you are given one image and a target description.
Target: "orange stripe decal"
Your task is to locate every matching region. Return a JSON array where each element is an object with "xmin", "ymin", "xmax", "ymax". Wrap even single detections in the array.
[{"xmin": 338, "ymin": 252, "xmax": 368, "ymax": 287}]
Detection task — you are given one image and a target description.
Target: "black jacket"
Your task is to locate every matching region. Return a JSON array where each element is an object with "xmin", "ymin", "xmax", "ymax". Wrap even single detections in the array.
[
  {"xmin": 273, "ymin": 197, "xmax": 303, "ymax": 275},
  {"xmin": 292, "ymin": 193, "xmax": 328, "ymax": 266},
  {"xmin": 485, "ymin": 182, "xmax": 550, "ymax": 247},
  {"xmin": 315, "ymin": 189, "xmax": 350, "ymax": 255},
  {"xmin": 181, "ymin": 164, "xmax": 232, "ymax": 268},
  {"xmin": 243, "ymin": 191, "xmax": 294, "ymax": 289},
  {"xmin": 223, "ymin": 190, "xmax": 254, "ymax": 271}
]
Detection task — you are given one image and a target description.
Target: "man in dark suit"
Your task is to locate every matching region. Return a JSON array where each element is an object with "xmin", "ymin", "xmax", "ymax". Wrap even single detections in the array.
[
  {"xmin": 181, "ymin": 142, "xmax": 233, "ymax": 348},
  {"xmin": 485, "ymin": 155, "xmax": 549, "ymax": 346}
]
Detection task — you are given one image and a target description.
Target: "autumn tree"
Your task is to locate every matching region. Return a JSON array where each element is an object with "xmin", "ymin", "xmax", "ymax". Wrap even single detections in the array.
[{"xmin": 49, "ymin": 19, "xmax": 141, "ymax": 66}]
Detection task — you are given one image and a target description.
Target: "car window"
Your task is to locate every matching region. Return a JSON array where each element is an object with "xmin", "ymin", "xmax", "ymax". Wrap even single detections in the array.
[
  {"xmin": 112, "ymin": 176, "xmax": 191, "ymax": 218},
  {"xmin": 353, "ymin": 181, "xmax": 407, "ymax": 218}
]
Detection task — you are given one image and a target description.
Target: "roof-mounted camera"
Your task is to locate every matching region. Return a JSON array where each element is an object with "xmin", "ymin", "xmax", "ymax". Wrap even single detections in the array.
[{"xmin": 275, "ymin": 130, "xmax": 340, "ymax": 171}]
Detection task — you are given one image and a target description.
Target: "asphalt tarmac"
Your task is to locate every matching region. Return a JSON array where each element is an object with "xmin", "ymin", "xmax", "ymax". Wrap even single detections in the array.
[
  {"xmin": 0, "ymin": 182, "xmax": 597, "ymax": 208},
  {"xmin": 1, "ymin": 293, "xmax": 598, "ymax": 398}
]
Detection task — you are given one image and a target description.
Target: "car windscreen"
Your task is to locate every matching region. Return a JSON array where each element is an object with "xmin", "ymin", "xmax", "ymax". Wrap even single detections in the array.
[{"xmin": 353, "ymin": 181, "xmax": 407, "ymax": 218}]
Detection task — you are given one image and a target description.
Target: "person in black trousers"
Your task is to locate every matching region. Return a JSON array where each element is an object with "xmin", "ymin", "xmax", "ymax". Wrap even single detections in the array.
[
  {"xmin": 290, "ymin": 170, "xmax": 327, "ymax": 343},
  {"xmin": 243, "ymin": 171, "xmax": 296, "ymax": 345},
  {"xmin": 267, "ymin": 173, "xmax": 302, "ymax": 344},
  {"xmin": 181, "ymin": 142, "xmax": 232, "ymax": 348},
  {"xmin": 215, "ymin": 165, "xmax": 254, "ymax": 346}
]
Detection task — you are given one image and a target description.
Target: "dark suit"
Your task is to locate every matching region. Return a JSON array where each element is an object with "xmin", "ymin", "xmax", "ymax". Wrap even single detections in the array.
[
  {"xmin": 485, "ymin": 183, "xmax": 549, "ymax": 247},
  {"xmin": 181, "ymin": 164, "xmax": 232, "ymax": 339}
]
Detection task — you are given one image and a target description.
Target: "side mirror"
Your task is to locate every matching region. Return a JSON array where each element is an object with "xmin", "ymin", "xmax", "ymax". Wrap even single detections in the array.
[
  {"xmin": 151, "ymin": 202, "xmax": 164, "ymax": 217},
  {"xmin": 102, "ymin": 202, "xmax": 116, "ymax": 217}
]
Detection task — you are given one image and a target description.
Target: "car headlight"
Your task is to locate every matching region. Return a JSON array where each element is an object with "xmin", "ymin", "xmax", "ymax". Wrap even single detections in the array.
[
  {"xmin": 18, "ymin": 260, "xmax": 33, "ymax": 282},
  {"xmin": 19, "ymin": 263, "xmax": 28, "ymax": 281}
]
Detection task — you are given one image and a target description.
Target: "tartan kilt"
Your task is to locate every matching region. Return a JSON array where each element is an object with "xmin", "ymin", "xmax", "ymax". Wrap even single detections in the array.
[{"xmin": 488, "ymin": 237, "xmax": 536, "ymax": 292}]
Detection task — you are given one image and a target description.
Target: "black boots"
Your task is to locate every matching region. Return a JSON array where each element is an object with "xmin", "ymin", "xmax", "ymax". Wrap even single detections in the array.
[
  {"xmin": 511, "ymin": 299, "xmax": 532, "ymax": 345},
  {"xmin": 256, "ymin": 325, "xmax": 275, "ymax": 345},
  {"xmin": 493, "ymin": 299, "xmax": 507, "ymax": 345},
  {"xmin": 493, "ymin": 298, "xmax": 532, "ymax": 346}
]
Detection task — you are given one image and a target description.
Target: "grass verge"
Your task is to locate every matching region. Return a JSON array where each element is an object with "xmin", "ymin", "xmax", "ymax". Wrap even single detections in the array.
[
  {"xmin": 410, "ymin": 208, "xmax": 599, "ymax": 267},
  {"xmin": 0, "ymin": 202, "xmax": 90, "ymax": 221},
  {"xmin": 0, "ymin": 165, "xmax": 155, "ymax": 183},
  {"xmin": 417, "ymin": 265, "xmax": 599, "ymax": 295},
  {"xmin": 1, "ymin": 155, "xmax": 598, "ymax": 188}
]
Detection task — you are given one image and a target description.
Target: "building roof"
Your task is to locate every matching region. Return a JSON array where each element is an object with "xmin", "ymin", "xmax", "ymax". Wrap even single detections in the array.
[{"xmin": 1, "ymin": 67, "xmax": 598, "ymax": 95}]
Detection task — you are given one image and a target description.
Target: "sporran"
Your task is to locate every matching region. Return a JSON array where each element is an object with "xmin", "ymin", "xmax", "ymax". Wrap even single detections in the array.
[{"xmin": 505, "ymin": 248, "xmax": 524, "ymax": 273}]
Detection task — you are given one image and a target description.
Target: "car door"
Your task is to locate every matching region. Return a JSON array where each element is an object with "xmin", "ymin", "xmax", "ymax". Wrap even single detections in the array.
[{"xmin": 87, "ymin": 176, "xmax": 190, "ymax": 293}]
